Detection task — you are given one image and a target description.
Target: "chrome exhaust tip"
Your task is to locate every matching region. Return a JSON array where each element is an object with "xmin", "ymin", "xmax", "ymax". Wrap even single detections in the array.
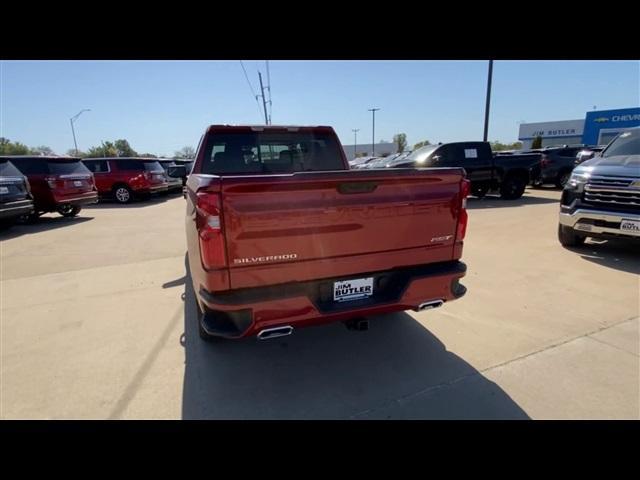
[
  {"xmin": 415, "ymin": 299, "xmax": 444, "ymax": 312},
  {"xmin": 257, "ymin": 325, "xmax": 293, "ymax": 340}
]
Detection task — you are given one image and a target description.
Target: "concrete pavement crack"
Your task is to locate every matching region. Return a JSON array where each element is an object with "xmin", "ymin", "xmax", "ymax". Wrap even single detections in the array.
[{"xmin": 585, "ymin": 334, "xmax": 639, "ymax": 358}]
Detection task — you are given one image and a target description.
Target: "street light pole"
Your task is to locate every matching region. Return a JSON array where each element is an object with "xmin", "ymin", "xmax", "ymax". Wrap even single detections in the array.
[
  {"xmin": 352, "ymin": 129, "xmax": 359, "ymax": 158},
  {"xmin": 70, "ymin": 109, "xmax": 91, "ymax": 155},
  {"xmin": 368, "ymin": 108, "xmax": 380, "ymax": 155},
  {"xmin": 483, "ymin": 60, "xmax": 493, "ymax": 142}
]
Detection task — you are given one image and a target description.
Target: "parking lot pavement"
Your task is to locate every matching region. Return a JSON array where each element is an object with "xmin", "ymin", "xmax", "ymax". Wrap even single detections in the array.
[{"xmin": 1, "ymin": 189, "xmax": 638, "ymax": 419}]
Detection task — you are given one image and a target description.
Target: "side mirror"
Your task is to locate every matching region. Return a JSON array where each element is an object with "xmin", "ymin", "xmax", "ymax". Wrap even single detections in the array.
[{"xmin": 167, "ymin": 165, "xmax": 187, "ymax": 178}]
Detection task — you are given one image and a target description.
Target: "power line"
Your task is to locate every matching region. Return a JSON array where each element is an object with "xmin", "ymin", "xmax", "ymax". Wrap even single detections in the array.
[
  {"xmin": 239, "ymin": 60, "xmax": 263, "ymax": 118},
  {"xmin": 266, "ymin": 60, "xmax": 272, "ymax": 124}
]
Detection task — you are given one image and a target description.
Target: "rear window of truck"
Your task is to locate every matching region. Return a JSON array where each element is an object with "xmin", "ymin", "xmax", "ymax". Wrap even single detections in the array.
[{"xmin": 200, "ymin": 131, "xmax": 345, "ymax": 174}]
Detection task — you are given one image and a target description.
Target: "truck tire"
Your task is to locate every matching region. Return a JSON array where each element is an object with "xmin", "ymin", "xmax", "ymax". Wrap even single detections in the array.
[
  {"xmin": 0, "ymin": 219, "xmax": 15, "ymax": 230},
  {"xmin": 556, "ymin": 171, "xmax": 572, "ymax": 189},
  {"xmin": 471, "ymin": 184, "xmax": 489, "ymax": 198},
  {"xmin": 113, "ymin": 184, "xmax": 133, "ymax": 204},
  {"xmin": 558, "ymin": 224, "xmax": 586, "ymax": 247},
  {"xmin": 25, "ymin": 211, "xmax": 42, "ymax": 223},
  {"xmin": 57, "ymin": 205, "xmax": 81, "ymax": 217},
  {"xmin": 500, "ymin": 176, "xmax": 526, "ymax": 200}
]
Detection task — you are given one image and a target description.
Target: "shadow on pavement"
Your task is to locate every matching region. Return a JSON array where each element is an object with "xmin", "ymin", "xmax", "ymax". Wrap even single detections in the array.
[
  {"xmin": 570, "ymin": 238, "xmax": 640, "ymax": 275},
  {"xmin": 0, "ymin": 215, "xmax": 93, "ymax": 241},
  {"xmin": 179, "ymin": 255, "xmax": 529, "ymax": 420},
  {"xmin": 84, "ymin": 192, "xmax": 183, "ymax": 209},
  {"xmin": 467, "ymin": 190, "xmax": 559, "ymax": 210}
]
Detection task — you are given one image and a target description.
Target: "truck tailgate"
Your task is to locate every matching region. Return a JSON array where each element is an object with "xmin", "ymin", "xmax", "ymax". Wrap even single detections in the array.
[{"xmin": 220, "ymin": 168, "xmax": 464, "ymax": 289}]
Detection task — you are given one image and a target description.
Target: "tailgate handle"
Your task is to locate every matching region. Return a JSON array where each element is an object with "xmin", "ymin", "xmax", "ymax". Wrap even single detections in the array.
[{"xmin": 337, "ymin": 182, "xmax": 378, "ymax": 194}]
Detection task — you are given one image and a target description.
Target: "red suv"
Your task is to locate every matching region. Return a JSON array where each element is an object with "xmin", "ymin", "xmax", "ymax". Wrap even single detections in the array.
[
  {"xmin": 82, "ymin": 157, "xmax": 169, "ymax": 204},
  {"xmin": 6, "ymin": 156, "xmax": 98, "ymax": 219}
]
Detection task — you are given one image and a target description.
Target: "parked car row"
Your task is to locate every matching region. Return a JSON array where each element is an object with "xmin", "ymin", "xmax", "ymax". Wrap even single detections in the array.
[
  {"xmin": 351, "ymin": 142, "xmax": 610, "ymax": 197},
  {"xmin": 351, "ymin": 142, "xmax": 539, "ymax": 200},
  {"xmin": 0, "ymin": 155, "xmax": 194, "ymax": 228}
]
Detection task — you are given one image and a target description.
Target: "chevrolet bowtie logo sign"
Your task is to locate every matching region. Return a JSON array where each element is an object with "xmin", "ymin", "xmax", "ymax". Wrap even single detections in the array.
[
  {"xmin": 631, "ymin": 180, "xmax": 640, "ymax": 188},
  {"xmin": 593, "ymin": 117, "xmax": 609, "ymax": 123}
]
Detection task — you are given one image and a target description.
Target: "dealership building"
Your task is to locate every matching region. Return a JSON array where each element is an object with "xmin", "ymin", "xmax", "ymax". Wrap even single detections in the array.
[{"xmin": 518, "ymin": 107, "xmax": 640, "ymax": 149}]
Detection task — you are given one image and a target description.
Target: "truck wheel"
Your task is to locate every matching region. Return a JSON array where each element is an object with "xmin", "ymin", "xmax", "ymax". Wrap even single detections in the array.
[
  {"xmin": 57, "ymin": 205, "xmax": 81, "ymax": 217},
  {"xmin": 471, "ymin": 184, "xmax": 489, "ymax": 198},
  {"xmin": 558, "ymin": 224, "xmax": 586, "ymax": 247},
  {"xmin": 0, "ymin": 219, "xmax": 15, "ymax": 230},
  {"xmin": 500, "ymin": 176, "xmax": 526, "ymax": 200},
  {"xmin": 556, "ymin": 171, "xmax": 571, "ymax": 189},
  {"xmin": 113, "ymin": 185, "xmax": 133, "ymax": 204},
  {"xmin": 25, "ymin": 211, "xmax": 42, "ymax": 223}
]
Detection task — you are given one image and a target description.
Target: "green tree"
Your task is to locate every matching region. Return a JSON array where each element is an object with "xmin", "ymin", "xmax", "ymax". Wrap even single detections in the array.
[
  {"xmin": 531, "ymin": 135, "xmax": 543, "ymax": 149},
  {"xmin": 138, "ymin": 153, "xmax": 158, "ymax": 158},
  {"xmin": 393, "ymin": 133, "xmax": 407, "ymax": 153},
  {"xmin": 413, "ymin": 140, "xmax": 431, "ymax": 150},
  {"xmin": 86, "ymin": 141, "xmax": 118, "ymax": 158},
  {"xmin": 66, "ymin": 148, "xmax": 87, "ymax": 157},
  {"xmin": 114, "ymin": 139, "xmax": 137, "ymax": 157},
  {"xmin": 30, "ymin": 145, "xmax": 55, "ymax": 155},
  {"xmin": 0, "ymin": 137, "xmax": 30, "ymax": 155},
  {"xmin": 490, "ymin": 141, "xmax": 523, "ymax": 152},
  {"xmin": 174, "ymin": 146, "xmax": 195, "ymax": 159}
]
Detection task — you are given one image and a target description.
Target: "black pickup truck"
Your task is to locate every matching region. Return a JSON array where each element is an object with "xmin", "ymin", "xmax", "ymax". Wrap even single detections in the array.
[{"xmin": 385, "ymin": 141, "xmax": 539, "ymax": 199}]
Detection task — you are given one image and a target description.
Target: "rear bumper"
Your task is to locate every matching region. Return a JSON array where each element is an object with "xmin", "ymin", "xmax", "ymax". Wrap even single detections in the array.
[
  {"xmin": 0, "ymin": 199, "xmax": 34, "ymax": 219},
  {"xmin": 166, "ymin": 181, "xmax": 183, "ymax": 192},
  {"xmin": 559, "ymin": 208, "xmax": 640, "ymax": 239},
  {"xmin": 149, "ymin": 184, "xmax": 169, "ymax": 193},
  {"xmin": 197, "ymin": 261, "xmax": 467, "ymax": 339},
  {"xmin": 54, "ymin": 191, "xmax": 99, "ymax": 207}
]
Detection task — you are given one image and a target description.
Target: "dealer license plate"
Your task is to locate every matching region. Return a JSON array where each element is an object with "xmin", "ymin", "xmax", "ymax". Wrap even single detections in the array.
[
  {"xmin": 333, "ymin": 277, "xmax": 374, "ymax": 302},
  {"xmin": 620, "ymin": 219, "xmax": 640, "ymax": 233}
]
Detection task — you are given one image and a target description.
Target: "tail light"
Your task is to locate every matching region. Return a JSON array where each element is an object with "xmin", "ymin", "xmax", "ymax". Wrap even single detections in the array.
[
  {"xmin": 540, "ymin": 154, "xmax": 551, "ymax": 167},
  {"xmin": 196, "ymin": 192, "xmax": 227, "ymax": 269},
  {"xmin": 45, "ymin": 176, "xmax": 58, "ymax": 188},
  {"xmin": 456, "ymin": 179, "xmax": 471, "ymax": 242}
]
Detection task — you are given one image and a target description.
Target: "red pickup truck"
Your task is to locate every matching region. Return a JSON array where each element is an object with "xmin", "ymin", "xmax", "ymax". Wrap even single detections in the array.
[{"xmin": 178, "ymin": 125, "xmax": 469, "ymax": 342}]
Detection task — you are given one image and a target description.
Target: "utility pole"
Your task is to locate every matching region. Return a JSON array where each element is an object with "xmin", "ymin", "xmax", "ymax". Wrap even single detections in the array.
[
  {"xmin": 352, "ymin": 129, "xmax": 360, "ymax": 158},
  {"xmin": 483, "ymin": 60, "xmax": 493, "ymax": 142},
  {"xmin": 368, "ymin": 108, "xmax": 380, "ymax": 155},
  {"xmin": 70, "ymin": 109, "xmax": 91, "ymax": 156},
  {"xmin": 258, "ymin": 72, "xmax": 269, "ymax": 125}
]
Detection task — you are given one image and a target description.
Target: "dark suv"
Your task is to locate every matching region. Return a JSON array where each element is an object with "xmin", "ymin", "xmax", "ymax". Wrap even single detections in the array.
[
  {"xmin": 0, "ymin": 158, "xmax": 34, "ymax": 227},
  {"xmin": 82, "ymin": 157, "xmax": 169, "ymax": 204},
  {"xmin": 6, "ymin": 156, "xmax": 98, "ymax": 219},
  {"xmin": 530, "ymin": 146, "xmax": 584, "ymax": 188}
]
